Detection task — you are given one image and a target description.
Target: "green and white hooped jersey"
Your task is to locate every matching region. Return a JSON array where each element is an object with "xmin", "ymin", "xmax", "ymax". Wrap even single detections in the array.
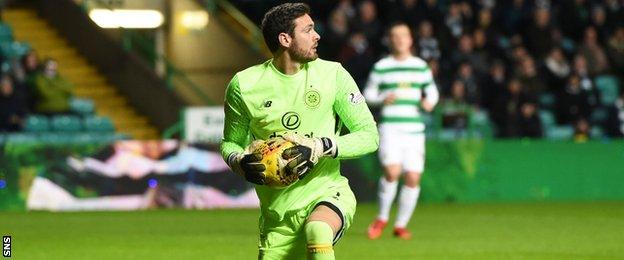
[{"xmin": 364, "ymin": 56, "xmax": 439, "ymax": 133}]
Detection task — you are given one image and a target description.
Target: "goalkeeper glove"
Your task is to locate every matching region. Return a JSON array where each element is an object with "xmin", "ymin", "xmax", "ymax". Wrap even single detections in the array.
[
  {"xmin": 281, "ymin": 133, "xmax": 337, "ymax": 178},
  {"xmin": 227, "ymin": 152, "xmax": 266, "ymax": 185}
]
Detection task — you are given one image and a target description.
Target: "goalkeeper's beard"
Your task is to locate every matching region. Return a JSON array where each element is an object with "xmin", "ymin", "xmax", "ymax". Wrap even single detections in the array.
[{"xmin": 290, "ymin": 45, "xmax": 318, "ymax": 63}]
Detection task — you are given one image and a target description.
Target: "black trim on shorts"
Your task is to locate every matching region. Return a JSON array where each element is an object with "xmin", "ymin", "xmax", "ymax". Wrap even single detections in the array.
[{"xmin": 314, "ymin": 201, "xmax": 345, "ymax": 245}]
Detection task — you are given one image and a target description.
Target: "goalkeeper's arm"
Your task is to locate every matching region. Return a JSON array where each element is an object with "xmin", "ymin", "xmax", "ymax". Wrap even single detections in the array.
[
  {"xmin": 220, "ymin": 75, "xmax": 266, "ymax": 185},
  {"xmin": 332, "ymin": 65, "xmax": 379, "ymax": 159}
]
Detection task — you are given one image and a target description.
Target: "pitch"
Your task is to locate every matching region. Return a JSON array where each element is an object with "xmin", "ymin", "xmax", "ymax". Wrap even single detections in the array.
[{"xmin": 1, "ymin": 202, "xmax": 622, "ymax": 259}]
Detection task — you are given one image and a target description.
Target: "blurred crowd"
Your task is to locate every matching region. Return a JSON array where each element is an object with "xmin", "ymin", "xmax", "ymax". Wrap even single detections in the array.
[
  {"xmin": 0, "ymin": 47, "xmax": 76, "ymax": 132},
  {"xmin": 233, "ymin": 0, "xmax": 624, "ymax": 140}
]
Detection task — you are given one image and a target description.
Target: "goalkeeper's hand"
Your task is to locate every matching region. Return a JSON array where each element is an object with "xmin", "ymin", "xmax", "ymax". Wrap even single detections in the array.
[
  {"xmin": 227, "ymin": 152, "xmax": 266, "ymax": 185},
  {"xmin": 281, "ymin": 133, "xmax": 337, "ymax": 178}
]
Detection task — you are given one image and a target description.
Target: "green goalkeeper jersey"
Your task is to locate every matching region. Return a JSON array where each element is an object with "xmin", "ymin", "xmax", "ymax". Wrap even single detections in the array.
[{"xmin": 221, "ymin": 58, "xmax": 378, "ymax": 221}]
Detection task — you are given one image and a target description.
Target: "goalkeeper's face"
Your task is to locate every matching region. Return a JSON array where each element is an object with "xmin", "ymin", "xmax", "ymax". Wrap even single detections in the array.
[{"xmin": 289, "ymin": 14, "xmax": 320, "ymax": 63}]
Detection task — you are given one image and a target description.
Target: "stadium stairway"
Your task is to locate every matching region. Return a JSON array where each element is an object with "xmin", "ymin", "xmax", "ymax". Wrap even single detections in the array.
[{"xmin": 3, "ymin": 9, "xmax": 159, "ymax": 140}]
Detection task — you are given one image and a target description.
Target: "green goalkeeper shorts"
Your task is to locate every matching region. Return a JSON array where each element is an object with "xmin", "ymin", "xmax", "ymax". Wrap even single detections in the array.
[{"xmin": 257, "ymin": 180, "xmax": 357, "ymax": 260}]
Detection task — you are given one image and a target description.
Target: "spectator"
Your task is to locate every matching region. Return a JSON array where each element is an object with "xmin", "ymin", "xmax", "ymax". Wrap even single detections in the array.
[
  {"xmin": 590, "ymin": 5, "xmax": 610, "ymax": 45},
  {"xmin": 455, "ymin": 62, "xmax": 480, "ymax": 105},
  {"xmin": 471, "ymin": 28, "xmax": 491, "ymax": 76},
  {"xmin": 416, "ymin": 20, "xmax": 441, "ymax": 61},
  {"xmin": 352, "ymin": 0, "xmax": 381, "ymax": 54},
  {"xmin": 559, "ymin": 0, "xmax": 591, "ymax": 41},
  {"xmin": 605, "ymin": 91, "xmax": 624, "ymax": 138},
  {"xmin": 518, "ymin": 102, "xmax": 543, "ymax": 138},
  {"xmin": 321, "ymin": 10, "xmax": 349, "ymax": 60},
  {"xmin": 498, "ymin": 0, "xmax": 531, "ymax": 37},
  {"xmin": 481, "ymin": 60, "xmax": 507, "ymax": 111},
  {"xmin": 606, "ymin": 26, "xmax": 624, "ymax": 81},
  {"xmin": 439, "ymin": 80, "xmax": 473, "ymax": 131},
  {"xmin": 578, "ymin": 26, "xmax": 610, "ymax": 76},
  {"xmin": 339, "ymin": 32, "xmax": 375, "ymax": 90},
  {"xmin": 572, "ymin": 55, "xmax": 601, "ymax": 108},
  {"xmin": 385, "ymin": 0, "xmax": 426, "ymax": 29},
  {"xmin": 0, "ymin": 75, "xmax": 27, "ymax": 132},
  {"xmin": 445, "ymin": 2, "xmax": 464, "ymax": 39},
  {"xmin": 523, "ymin": 7, "xmax": 554, "ymax": 59},
  {"xmin": 516, "ymin": 56, "xmax": 546, "ymax": 98},
  {"xmin": 573, "ymin": 118, "xmax": 591, "ymax": 143},
  {"xmin": 32, "ymin": 59, "xmax": 74, "ymax": 115},
  {"xmin": 543, "ymin": 47, "xmax": 571, "ymax": 92},
  {"xmin": 491, "ymin": 78, "xmax": 531, "ymax": 137},
  {"xmin": 557, "ymin": 74, "xmax": 591, "ymax": 125}
]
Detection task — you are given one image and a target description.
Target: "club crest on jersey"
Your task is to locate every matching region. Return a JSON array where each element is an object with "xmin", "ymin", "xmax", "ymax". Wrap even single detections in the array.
[
  {"xmin": 305, "ymin": 89, "xmax": 321, "ymax": 108},
  {"xmin": 348, "ymin": 91, "xmax": 365, "ymax": 105}
]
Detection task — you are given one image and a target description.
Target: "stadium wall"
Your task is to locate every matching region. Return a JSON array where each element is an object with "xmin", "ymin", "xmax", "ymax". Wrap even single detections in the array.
[
  {"xmin": 345, "ymin": 140, "xmax": 624, "ymax": 203},
  {"xmin": 1, "ymin": 139, "xmax": 623, "ymax": 211}
]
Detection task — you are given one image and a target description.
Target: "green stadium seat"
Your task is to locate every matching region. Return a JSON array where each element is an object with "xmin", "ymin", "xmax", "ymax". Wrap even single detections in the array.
[
  {"xmin": 595, "ymin": 75, "xmax": 620, "ymax": 106},
  {"xmin": 24, "ymin": 115, "xmax": 50, "ymax": 132},
  {"xmin": 5, "ymin": 133, "xmax": 38, "ymax": 143},
  {"xmin": 545, "ymin": 126, "xmax": 574, "ymax": 140},
  {"xmin": 0, "ymin": 23, "xmax": 13, "ymax": 43},
  {"xmin": 0, "ymin": 41, "xmax": 29, "ymax": 59},
  {"xmin": 539, "ymin": 93, "xmax": 556, "ymax": 110},
  {"xmin": 590, "ymin": 107, "xmax": 609, "ymax": 125},
  {"xmin": 539, "ymin": 110, "xmax": 556, "ymax": 128},
  {"xmin": 51, "ymin": 115, "xmax": 82, "ymax": 132},
  {"xmin": 70, "ymin": 98, "xmax": 95, "ymax": 116},
  {"xmin": 590, "ymin": 126, "xmax": 605, "ymax": 139},
  {"xmin": 83, "ymin": 115, "xmax": 115, "ymax": 132}
]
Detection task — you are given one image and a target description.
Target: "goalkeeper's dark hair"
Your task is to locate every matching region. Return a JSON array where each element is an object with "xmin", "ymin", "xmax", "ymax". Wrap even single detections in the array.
[{"xmin": 261, "ymin": 3, "xmax": 311, "ymax": 53}]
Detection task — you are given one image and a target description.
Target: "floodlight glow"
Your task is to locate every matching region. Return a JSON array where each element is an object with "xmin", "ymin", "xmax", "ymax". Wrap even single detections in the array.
[
  {"xmin": 89, "ymin": 9, "xmax": 164, "ymax": 29},
  {"xmin": 181, "ymin": 10, "xmax": 209, "ymax": 30}
]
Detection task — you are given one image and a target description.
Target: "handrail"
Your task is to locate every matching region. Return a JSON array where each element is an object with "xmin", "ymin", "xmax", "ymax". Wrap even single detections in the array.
[
  {"xmin": 202, "ymin": 0, "xmax": 271, "ymax": 58},
  {"xmin": 81, "ymin": 0, "xmax": 215, "ymax": 105}
]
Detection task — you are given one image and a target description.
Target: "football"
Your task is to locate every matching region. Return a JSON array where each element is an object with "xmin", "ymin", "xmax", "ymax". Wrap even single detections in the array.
[{"xmin": 247, "ymin": 137, "xmax": 298, "ymax": 188}]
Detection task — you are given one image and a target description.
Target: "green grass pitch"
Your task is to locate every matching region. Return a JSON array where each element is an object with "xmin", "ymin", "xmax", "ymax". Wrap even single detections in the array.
[{"xmin": 1, "ymin": 202, "xmax": 623, "ymax": 259}]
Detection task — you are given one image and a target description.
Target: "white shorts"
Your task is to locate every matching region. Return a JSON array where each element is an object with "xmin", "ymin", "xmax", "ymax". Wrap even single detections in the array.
[{"xmin": 378, "ymin": 128, "xmax": 425, "ymax": 173}]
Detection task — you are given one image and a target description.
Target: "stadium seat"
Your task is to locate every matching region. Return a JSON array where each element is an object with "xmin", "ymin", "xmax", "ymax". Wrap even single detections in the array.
[
  {"xmin": 70, "ymin": 98, "xmax": 95, "ymax": 116},
  {"xmin": 83, "ymin": 115, "xmax": 115, "ymax": 132},
  {"xmin": 538, "ymin": 110, "xmax": 556, "ymax": 128},
  {"xmin": 50, "ymin": 115, "xmax": 82, "ymax": 132},
  {"xmin": 590, "ymin": 126, "xmax": 605, "ymax": 139},
  {"xmin": 24, "ymin": 115, "xmax": 50, "ymax": 132},
  {"xmin": 590, "ymin": 107, "xmax": 609, "ymax": 125},
  {"xmin": 539, "ymin": 93, "xmax": 556, "ymax": 110},
  {"xmin": 0, "ymin": 23, "xmax": 13, "ymax": 43},
  {"xmin": 0, "ymin": 41, "xmax": 30, "ymax": 58},
  {"xmin": 595, "ymin": 75, "xmax": 620, "ymax": 106},
  {"xmin": 545, "ymin": 126, "xmax": 574, "ymax": 140}
]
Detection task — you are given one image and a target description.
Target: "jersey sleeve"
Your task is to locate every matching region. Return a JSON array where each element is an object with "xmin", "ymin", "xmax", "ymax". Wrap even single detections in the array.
[
  {"xmin": 333, "ymin": 65, "xmax": 379, "ymax": 159},
  {"xmin": 220, "ymin": 74, "xmax": 250, "ymax": 162},
  {"xmin": 423, "ymin": 68, "xmax": 440, "ymax": 107},
  {"xmin": 363, "ymin": 67, "xmax": 386, "ymax": 106}
]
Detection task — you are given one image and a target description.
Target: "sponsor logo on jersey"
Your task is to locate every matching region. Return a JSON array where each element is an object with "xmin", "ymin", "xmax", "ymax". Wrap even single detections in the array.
[
  {"xmin": 281, "ymin": 112, "xmax": 301, "ymax": 130},
  {"xmin": 305, "ymin": 89, "xmax": 321, "ymax": 108},
  {"xmin": 348, "ymin": 92, "xmax": 365, "ymax": 105},
  {"xmin": 269, "ymin": 131, "xmax": 314, "ymax": 139}
]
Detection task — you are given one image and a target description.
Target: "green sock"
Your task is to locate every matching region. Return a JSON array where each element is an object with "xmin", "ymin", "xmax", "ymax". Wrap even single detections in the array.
[{"xmin": 305, "ymin": 221, "xmax": 335, "ymax": 260}]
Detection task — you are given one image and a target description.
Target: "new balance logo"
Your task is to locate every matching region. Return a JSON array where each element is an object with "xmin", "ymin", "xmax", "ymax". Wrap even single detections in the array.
[{"xmin": 264, "ymin": 101, "xmax": 272, "ymax": 107}]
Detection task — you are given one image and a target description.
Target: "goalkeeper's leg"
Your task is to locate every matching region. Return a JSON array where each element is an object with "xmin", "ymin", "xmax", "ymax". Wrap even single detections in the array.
[{"xmin": 305, "ymin": 204, "xmax": 342, "ymax": 260}]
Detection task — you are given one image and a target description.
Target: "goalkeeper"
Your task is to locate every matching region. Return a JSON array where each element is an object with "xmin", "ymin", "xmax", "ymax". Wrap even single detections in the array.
[{"xmin": 220, "ymin": 3, "xmax": 378, "ymax": 259}]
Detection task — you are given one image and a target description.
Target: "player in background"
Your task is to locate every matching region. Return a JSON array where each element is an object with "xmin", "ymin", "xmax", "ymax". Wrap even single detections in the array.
[
  {"xmin": 364, "ymin": 22, "xmax": 439, "ymax": 240},
  {"xmin": 220, "ymin": 3, "xmax": 378, "ymax": 259}
]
